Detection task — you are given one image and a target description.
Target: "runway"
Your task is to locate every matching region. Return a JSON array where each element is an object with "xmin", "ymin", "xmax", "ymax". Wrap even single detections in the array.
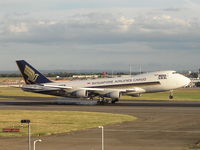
[{"xmin": 0, "ymin": 98, "xmax": 200, "ymax": 150}]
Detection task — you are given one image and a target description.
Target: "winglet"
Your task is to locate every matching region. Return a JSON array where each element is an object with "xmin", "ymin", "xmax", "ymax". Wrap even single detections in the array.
[{"xmin": 16, "ymin": 60, "xmax": 52, "ymax": 84}]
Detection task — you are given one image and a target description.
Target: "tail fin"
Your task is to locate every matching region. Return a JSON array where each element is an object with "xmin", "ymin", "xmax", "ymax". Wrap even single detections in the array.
[{"xmin": 16, "ymin": 60, "xmax": 52, "ymax": 84}]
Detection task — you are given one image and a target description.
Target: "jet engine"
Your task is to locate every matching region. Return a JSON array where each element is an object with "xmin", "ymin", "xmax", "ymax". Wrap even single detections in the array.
[
  {"xmin": 72, "ymin": 90, "xmax": 88, "ymax": 98},
  {"xmin": 106, "ymin": 91, "xmax": 121, "ymax": 99}
]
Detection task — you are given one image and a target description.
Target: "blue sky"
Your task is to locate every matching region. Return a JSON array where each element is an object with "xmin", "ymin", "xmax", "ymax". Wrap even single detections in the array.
[{"xmin": 0, "ymin": 0, "xmax": 200, "ymax": 71}]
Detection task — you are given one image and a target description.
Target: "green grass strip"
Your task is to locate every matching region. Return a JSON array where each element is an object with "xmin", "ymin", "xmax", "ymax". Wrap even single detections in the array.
[
  {"xmin": 122, "ymin": 88, "xmax": 200, "ymax": 101},
  {"xmin": 0, "ymin": 87, "xmax": 199, "ymax": 101},
  {"xmin": 0, "ymin": 110, "xmax": 136, "ymax": 137},
  {"xmin": 0, "ymin": 87, "xmax": 54, "ymax": 98}
]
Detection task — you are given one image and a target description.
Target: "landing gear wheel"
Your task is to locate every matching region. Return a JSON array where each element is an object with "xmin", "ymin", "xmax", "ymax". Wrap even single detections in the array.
[
  {"xmin": 97, "ymin": 98, "xmax": 109, "ymax": 105},
  {"xmin": 111, "ymin": 101, "xmax": 116, "ymax": 104},
  {"xmin": 98, "ymin": 101, "xmax": 105, "ymax": 105},
  {"xmin": 89, "ymin": 97, "xmax": 94, "ymax": 100},
  {"xmin": 104, "ymin": 99, "xmax": 109, "ymax": 104},
  {"xmin": 111, "ymin": 98, "xmax": 119, "ymax": 104},
  {"xmin": 169, "ymin": 90, "xmax": 174, "ymax": 99}
]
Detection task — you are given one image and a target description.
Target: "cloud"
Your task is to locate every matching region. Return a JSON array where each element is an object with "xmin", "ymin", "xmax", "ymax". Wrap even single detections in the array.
[
  {"xmin": 0, "ymin": 9, "xmax": 200, "ymax": 46},
  {"xmin": 162, "ymin": 8, "xmax": 181, "ymax": 12},
  {"xmin": 8, "ymin": 23, "xmax": 28, "ymax": 33},
  {"xmin": 0, "ymin": 0, "xmax": 200, "ymax": 71}
]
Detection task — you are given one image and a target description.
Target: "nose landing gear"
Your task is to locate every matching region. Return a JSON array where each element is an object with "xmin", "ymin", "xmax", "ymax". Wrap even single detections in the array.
[{"xmin": 169, "ymin": 90, "xmax": 174, "ymax": 99}]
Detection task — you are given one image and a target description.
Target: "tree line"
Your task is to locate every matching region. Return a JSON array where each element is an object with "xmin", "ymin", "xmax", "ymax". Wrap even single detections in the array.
[{"xmin": 0, "ymin": 72, "xmax": 129, "ymax": 78}]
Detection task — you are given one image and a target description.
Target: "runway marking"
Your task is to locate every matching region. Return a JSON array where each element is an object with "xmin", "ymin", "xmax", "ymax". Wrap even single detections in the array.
[{"xmin": 94, "ymin": 129, "xmax": 200, "ymax": 133}]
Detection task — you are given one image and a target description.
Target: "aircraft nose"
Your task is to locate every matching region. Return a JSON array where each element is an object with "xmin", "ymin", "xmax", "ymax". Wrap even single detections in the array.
[{"xmin": 182, "ymin": 76, "xmax": 191, "ymax": 87}]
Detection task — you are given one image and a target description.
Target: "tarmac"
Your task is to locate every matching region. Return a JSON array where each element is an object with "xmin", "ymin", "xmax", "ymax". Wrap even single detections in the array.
[{"xmin": 0, "ymin": 97, "xmax": 200, "ymax": 150}]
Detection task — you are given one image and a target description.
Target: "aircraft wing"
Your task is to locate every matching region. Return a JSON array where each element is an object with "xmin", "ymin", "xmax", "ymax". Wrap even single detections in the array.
[
  {"xmin": 42, "ymin": 85, "xmax": 142, "ymax": 92},
  {"xmin": 43, "ymin": 84, "xmax": 73, "ymax": 89},
  {"xmin": 42, "ymin": 84, "xmax": 145, "ymax": 94},
  {"xmin": 22, "ymin": 84, "xmax": 61, "ymax": 92},
  {"xmin": 82, "ymin": 87, "xmax": 144, "ymax": 92},
  {"xmin": 22, "ymin": 83, "xmax": 146, "ymax": 99}
]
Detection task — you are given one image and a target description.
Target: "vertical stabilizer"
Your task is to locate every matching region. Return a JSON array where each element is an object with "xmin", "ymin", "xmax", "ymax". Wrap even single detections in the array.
[{"xmin": 16, "ymin": 60, "xmax": 52, "ymax": 84}]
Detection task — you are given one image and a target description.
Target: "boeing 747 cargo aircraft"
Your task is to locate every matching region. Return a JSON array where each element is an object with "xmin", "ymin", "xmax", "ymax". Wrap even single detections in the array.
[{"xmin": 16, "ymin": 60, "xmax": 191, "ymax": 104}]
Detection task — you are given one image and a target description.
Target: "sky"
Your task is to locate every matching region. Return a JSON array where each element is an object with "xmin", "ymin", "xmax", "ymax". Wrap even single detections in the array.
[{"xmin": 0, "ymin": 0, "xmax": 200, "ymax": 72}]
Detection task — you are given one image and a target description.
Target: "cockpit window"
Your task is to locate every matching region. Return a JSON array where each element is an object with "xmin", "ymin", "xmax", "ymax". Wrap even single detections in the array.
[
  {"xmin": 158, "ymin": 74, "xmax": 167, "ymax": 79},
  {"xmin": 172, "ymin": 71, "xmax": 177, "ymax": 74}
]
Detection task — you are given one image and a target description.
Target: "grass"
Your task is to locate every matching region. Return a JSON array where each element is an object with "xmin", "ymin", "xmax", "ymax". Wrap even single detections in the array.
[
  {"xmin": 0, "ymin": 87, "xmax": 54, "ymax": 98},
  {"xmin": 189, "ymin": 142, "xmax": 200, "ymax": 150},
  {"xmin": 0, "ymin": 87, "xmax": 200, "ymax": 100},
  {"xmin": 122, "ymin": 88, "xmax": 200, "ymax": 101},
  {"xmin": 0, "ymin": 110, "xmax": 136, "ymax": 137},
  {"xmin": 0, "ymin": 77, "xmax": 21, "ymax": 82}
]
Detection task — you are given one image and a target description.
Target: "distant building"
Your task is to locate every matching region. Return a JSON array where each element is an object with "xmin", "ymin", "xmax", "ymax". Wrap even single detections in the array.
[
  {"xmin": 72, "ymin": 75, "xmax": 99, "ymax": 79},
  {"xmin": 195, "ymin": 82, "xmax": 200, "ymax": 87},
  {"xmin": 187, "ymin": 71, "xmax": 200, "ymax": 87},
  {"xmin": 102, "ymin": 72, "xmax": 107, "ymax": 78},
  {"xmin": 55, "ymin": 76, "xmax": 63, "ymax": 80},
  {"xmin": 189, "ymin": 72, "xmax": 199, "ymax": 79}
]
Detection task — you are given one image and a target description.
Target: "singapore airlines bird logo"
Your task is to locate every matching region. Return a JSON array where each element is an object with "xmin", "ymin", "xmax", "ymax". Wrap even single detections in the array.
[{"xmin": 24, "ymin": 65, "xmax": 39, "ymax": 82}]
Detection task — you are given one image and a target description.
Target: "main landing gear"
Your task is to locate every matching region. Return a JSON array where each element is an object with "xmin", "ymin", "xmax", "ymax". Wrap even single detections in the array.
[
  {"xmin": 111, "ymin": 98, "xmax": 119, "ymax": 104},
  {"xmin": 169, "ymin": 90, "xmax": 174, "ymax": 99},
  {"xmin": 97, "ymin": 97, "xmax": 109, "ymax": 105},
  {"xmin": 97, "ymin": 98, "xmax": 119, "ymax": 105}
]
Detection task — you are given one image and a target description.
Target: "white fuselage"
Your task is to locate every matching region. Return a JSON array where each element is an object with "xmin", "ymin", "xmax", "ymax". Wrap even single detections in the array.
[
  {"xmin": 17, "ymin": 60, "xmax": 191, "ymax": 101},
  {"xmin": 43, "ymin": 70, "xmax": 191, "ymax": 96}
]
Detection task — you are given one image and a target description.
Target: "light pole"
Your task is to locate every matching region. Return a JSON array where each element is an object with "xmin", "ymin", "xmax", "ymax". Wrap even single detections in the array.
[
  {"xmin": 33, "ymin": 139, "xmax": 42, "ymax": 150},
  {"xmin": 98, "ymin": 126, "xmax": 104, "ymax": 150},
  {"xmin": 129, "ymin": 64, "xmax": 132, "ymax": 76},
  {"xmin": 21, "ymin": 120, "xmax": 31, "ymax": 150}
]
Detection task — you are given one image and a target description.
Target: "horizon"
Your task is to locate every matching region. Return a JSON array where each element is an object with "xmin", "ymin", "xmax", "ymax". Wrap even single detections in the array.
[{"xmin": 0, "ymin": 68, "xmax": 197, "ymax": 74}]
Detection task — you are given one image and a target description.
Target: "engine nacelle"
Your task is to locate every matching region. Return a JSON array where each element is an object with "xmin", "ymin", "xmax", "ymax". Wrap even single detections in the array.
[
  {"xmin": 126, "ymin": 93, "xmax": 141, "ymax": 97},
  {"xmin": 72, "ymin": 90, "xmax": 88, "ymax": 98},
  {"xmin": 106, "ymin": 91, "xmax": 121, "ymax": 99}
]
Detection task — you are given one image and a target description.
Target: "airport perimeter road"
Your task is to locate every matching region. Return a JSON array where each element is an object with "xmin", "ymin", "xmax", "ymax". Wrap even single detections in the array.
[{"xmin": 0, "ymin": 99, "xmax": 200, "ymax": 150}]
